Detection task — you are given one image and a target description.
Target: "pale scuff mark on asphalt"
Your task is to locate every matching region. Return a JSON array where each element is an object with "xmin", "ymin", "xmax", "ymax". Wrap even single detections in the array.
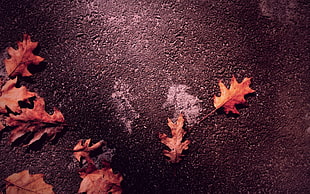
[
  {"xmin": 163, "ymin": 84, "xmax": 202, "ymax": 125},
  {"xmin": 111, "ymin": 80, "xmax": 140, "ymax": 133},
  {"xmin": 259, "ymin": 0, "xmax": 297, "ymax": 23}
]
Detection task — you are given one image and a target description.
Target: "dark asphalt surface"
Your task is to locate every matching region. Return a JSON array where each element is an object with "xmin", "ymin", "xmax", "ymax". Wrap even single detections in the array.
[{"xmin": 0, "ymin": 0, "xmax": 309, "ymax": 193}]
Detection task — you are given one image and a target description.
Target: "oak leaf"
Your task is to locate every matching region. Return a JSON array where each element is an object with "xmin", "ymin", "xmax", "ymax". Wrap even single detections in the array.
[
  {"xmin": 73, "ymin": 139, "xmax": 105, "ymax": 164},
  {"xmin": 159, "ymin": 114, "xmax": 190, "ymax": 163},
  {"xmin": 4, "ymin": 170, "xmax": 54, "ymax": 194},
  {"xmin": 5, "ymin": 96, "xmax": 65, "ymax": 145},
  {"xmin": 4, "ymin": 34, "xmax": 44, "ymax": 77},
  {"xmin": 214, "ymin": 76, "xmax": 255, "ymax": 114},
  {"xmin": 0, "ymin": 78, "xmax": 35, "ymax": 114},
  {"xmin": 78, "ymin": 164, "xmax": 123, "ymax": 194}
]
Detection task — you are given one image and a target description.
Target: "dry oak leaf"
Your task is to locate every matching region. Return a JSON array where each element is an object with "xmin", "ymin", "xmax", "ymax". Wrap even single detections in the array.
[
  {"xmin": 4, "ymin": 34, "xmax": 44, "ymax": 77},
  {"xmin": 159, "ymin": 114, "xmax": 190, "ymax": 163},
  {"xmin": 4, "ymin": 170, "xmax": 54, "ymax": 194},
  {"xmin": 78, "ymin": 165, "xmax": 123, "ymax": 194},
  {"xmin": 5, "ymin": 96, "xmax": 65, "ymax": 145},
  {"xmin": 214, "ymin": 76, "xmax": 255, "ymax": 114},
  {"xmin": 73, "ymin": 139, "xmax": 105, "ymax": 164},
  {"xmin": 0, "ymin": 78, "xmax": 35, "ymax": 114}
]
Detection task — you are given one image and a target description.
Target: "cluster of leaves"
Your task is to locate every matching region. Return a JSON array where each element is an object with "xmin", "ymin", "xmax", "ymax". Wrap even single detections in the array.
[
  {"xmin": 0, "ymin": 34, "xmax": 65, "ymax": 146},
  {"xmin": 1, "ymin": 35, "xmax": 123, "ymax": 194},
  {"xmin": 1, "ymin": 34, "xmax": 255, "ymax": 193},
  {"xmin": 73, "ymin": 139, "xmax": 123, "ymax": 194},
  {"xmin": 2, "ymin": 139, "xmax": 122, "ymax": 194}
]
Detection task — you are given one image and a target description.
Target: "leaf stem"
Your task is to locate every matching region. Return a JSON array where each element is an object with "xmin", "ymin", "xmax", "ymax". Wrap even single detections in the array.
[
  {"xmin": 197, "ymin": 108, "xmax": 217, "ymax": 124},
  {"xmin": 8, "ymin": 62, "xmax": 24, "ymax": 78},
  {"xmin": 187, "ymin": 108, "xmax": 217, "ymax": 131}
]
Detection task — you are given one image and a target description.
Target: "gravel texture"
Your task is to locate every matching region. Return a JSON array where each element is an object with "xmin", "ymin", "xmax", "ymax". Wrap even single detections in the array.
[{"xmin": 0, "ymin": 0, "xmax": 309, "ymax": 193}]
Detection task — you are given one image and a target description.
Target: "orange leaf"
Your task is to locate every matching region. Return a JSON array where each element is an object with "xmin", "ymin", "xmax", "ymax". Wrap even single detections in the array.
[
  {"xmin": 4, "ymin": 34, "xmax": 44, "ymax": 77},
  {"xmin": 73, "ymin": 139, "xmax": 105, "ymax": 164},
  {"xmin": 0, "ymin": 78, "xmax": 35, "ymax": 114},
  {"xmin": 214, "ymin": 76, "xmax": 255, "ymax": 114},
  {"xmin": 5, "ymin": 97, "xmax": 65, "ymax": 145},
  {"xmin": 4, "ymin": 170, "xmax": 54, "ymax": 194},
  {"xmin": 73, "ymin": 139, "xmax": 123, "ymax": 194},
  {"xmin": 159, "ymin": 114, "xmax": 190, "ymax": 163},
  {"xmin": 78, "ymin": 167, "xmax": 123, "ymax": 194}
]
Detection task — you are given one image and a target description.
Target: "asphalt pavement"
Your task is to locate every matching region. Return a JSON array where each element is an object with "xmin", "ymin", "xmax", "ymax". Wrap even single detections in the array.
[{"xmin": 0, "ymin": 0, "xmax": 309, "ymax": 193}]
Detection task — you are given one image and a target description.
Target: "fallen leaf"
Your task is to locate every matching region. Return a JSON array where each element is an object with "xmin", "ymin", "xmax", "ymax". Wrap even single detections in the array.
[
  {"xmin": 4, "ymin": 170, "xmax": 54, "ymax": 194},
  {"xmin": 78, "ymin": 164, "xmax": 123, "ymax": 194},
  {"xmin": 73, "ymin": 139, "xmax": 105, "ymax": 164},
  {"xmin": 214, "ymin": 76, "xmax": 255, "ymax": 114},
  {"xmin": 159, "ymin": 114, "xmax": 190, "ymax": 163},
  {"xmin": 4, "ymin": 34, "xmax": 44, "ymax": 77},
  {"xmin": 0, "ymin": 78, "xmax": 35, "ymax": 114},
  {"xmin": 5, "ymin": 96, "xmax": 65, "ymax": 145}
]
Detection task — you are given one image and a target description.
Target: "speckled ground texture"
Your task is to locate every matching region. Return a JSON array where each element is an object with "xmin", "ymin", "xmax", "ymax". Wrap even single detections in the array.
[{"xmin": 0, "ymin": 0, "xmax": 309, "ymax": 193}]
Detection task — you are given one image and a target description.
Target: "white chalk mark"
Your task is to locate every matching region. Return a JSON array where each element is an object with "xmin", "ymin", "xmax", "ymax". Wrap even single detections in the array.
[
  {"xmin": 163, "ymin": 84, "xmax": 202, "ymax": 125},
  {"xmin": 111, "ymin": 80, "xmax": 139, "ymax": 133}
]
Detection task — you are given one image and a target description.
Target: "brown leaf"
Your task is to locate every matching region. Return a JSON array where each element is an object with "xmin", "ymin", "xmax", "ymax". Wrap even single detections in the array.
[
  {"xmin": 5, "ymin": 96, "xmax": 65, "ymax": 145},
  {"xmin": 4, "ymin": 170, "xmax": 54, "ymax": 194},
  {"xmin": 73, "ymin": 139, "xmax": 105, "ymax": 165},
  {"xmin": 0, "ymin": 78, "xmax": 35, "ymax": 114},
  {"xmin": 214, "ymin": 76, "xmax": 255, "ymax": 114},
  {"xmin": 78, "ymin": 167, "xmax": 123, "ymax": 194},
  {"xmin": 159, "ymin": 114, "xmax": 190, "ymax": 163},
  {"xmin": 4, "ymin": 34, "xmax": 44, "ymax": 77}
]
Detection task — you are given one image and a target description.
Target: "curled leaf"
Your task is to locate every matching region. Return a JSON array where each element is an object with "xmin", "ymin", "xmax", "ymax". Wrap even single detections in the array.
[{"xmin": 73, "ymin": 139, "xmax": 105, "ymax": 164}]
